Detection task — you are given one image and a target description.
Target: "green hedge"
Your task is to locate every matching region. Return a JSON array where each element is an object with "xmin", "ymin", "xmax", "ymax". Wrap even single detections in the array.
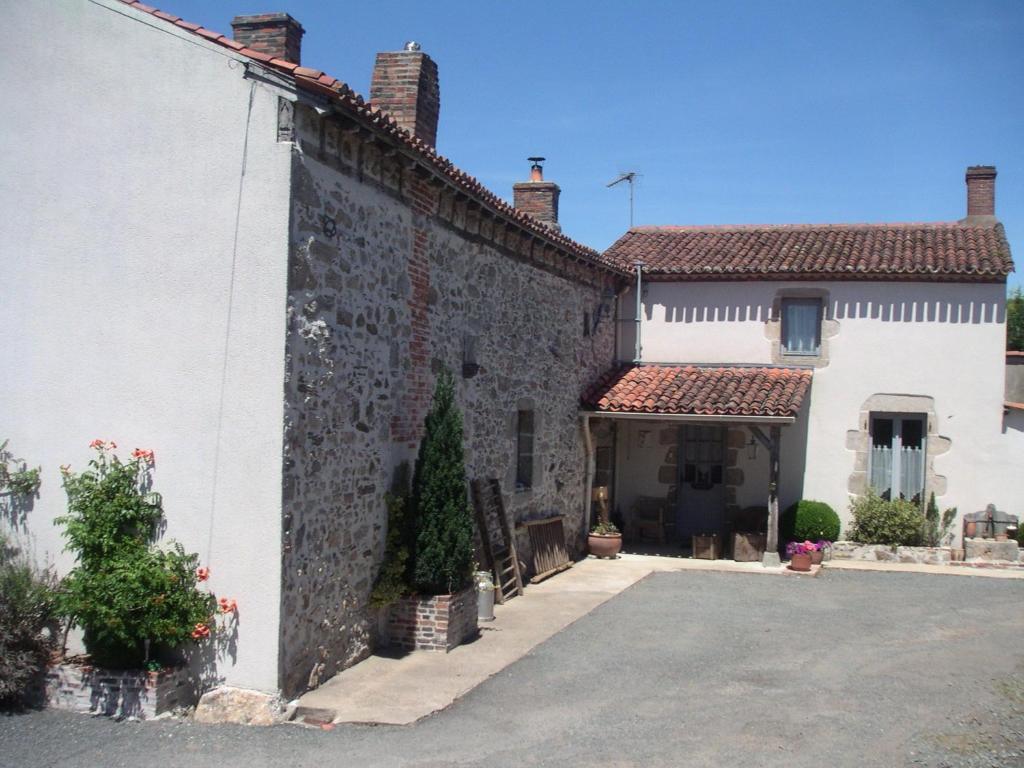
[{"xmin": 781, "ymin": 500, "xmax": 840, "ymax": 543}]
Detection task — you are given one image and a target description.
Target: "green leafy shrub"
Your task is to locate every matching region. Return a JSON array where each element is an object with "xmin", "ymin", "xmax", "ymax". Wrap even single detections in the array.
[
  {"xmin": 411, "ymin": 370, "xmax": 474, "ymax": 596},
  {"xmin": 848, "ymin": 490, "xmax": 924, "ymax": 546},
  {"xmin": 922, "ymin": 492, "xmax": 957, "ymax": 547},
  {"xmin": 0, "ymin": 537, "xmax": 61, "ymax": 706},
  {"xmin": 781, "ymin": 500, "xmax": 840, "ymax": 543},
  {"xmin": 56, "ymin": 442, "xmax": 216, "ymax": 668},
  {"xmin": 370, "ymin": 464, "xmax": 413, "ymax": 608},
  {"xmin": 0, "ymin": 440, "xmax": 42, "ymax": 497}
]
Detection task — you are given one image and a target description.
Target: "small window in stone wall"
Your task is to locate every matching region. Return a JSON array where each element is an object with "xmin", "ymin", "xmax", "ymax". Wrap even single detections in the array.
[{"xmin": 515, "ymin": 410, "xmax": 535, "ymax": 491}]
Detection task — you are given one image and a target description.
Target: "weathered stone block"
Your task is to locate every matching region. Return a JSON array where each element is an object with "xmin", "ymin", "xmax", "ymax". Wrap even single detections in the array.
[
  {"xmin": 193, "ymin": 686, "xmax": 285, "ymax": 726},
  {"xmin": 965, "ymin": 538, "xmax": 1020, "ymax": 562}
]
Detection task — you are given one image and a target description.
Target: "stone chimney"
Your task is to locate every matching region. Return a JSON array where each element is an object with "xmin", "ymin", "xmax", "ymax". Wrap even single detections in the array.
[
  {"xmin": 513, "ymin": 158, "xmax": 560, "ymax": 231},
  {"xmin": 369, "ymin": 43, "xmax": 440, "ymax": 148},
  {"xmin": 230, "ymin": 13, "xmax": 305, "ymax": 64},
  {"xmin": 965, "ymin": 165, "xmax": 997, "ymax": 220}
]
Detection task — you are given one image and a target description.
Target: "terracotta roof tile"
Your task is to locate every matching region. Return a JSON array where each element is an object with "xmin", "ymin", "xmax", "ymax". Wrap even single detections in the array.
[
  {"xmin": 582, "ymin": 365, "xmax": 812, "ymax": 418},
  {"xmin": 605, "ymin": 223, "xmax": 1014, "ymax": 282},
  {"xmin": 116, "ymin": 0, "xmax": 619, "ymax": 277}
]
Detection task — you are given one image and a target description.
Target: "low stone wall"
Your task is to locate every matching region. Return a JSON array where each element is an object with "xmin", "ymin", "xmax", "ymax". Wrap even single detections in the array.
[
  {"xmin": 830, "ymin": 541, "xmax": 953, "ymax": 565},
  {"xmin": 43, "ymin": 661, "xmax": 197, "ymax": 719},
  {"xmin": 386, "ymin": 587, "xmax": 478, "ymax": 652}
]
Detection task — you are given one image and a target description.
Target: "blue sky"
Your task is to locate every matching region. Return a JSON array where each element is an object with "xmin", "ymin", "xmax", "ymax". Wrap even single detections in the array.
[{"xmin": 167, "ymin": 0, "xmax": 1024, "ymax": 290}]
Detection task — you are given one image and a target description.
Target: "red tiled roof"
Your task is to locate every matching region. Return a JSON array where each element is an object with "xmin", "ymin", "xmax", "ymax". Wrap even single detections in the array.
[
  {"xmin": 583, "ymin": 365, "xmax": 812, "ymax": 418},
  {"xmin": 604, "ymin": 223, "xmax": 1014, "ymax": 282},
  {"xmin": 113, "ymin": 1, "xmax": 621, "ymax": 276}
]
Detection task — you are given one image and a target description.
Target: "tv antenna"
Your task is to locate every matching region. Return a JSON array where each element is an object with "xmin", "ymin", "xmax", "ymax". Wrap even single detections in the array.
[{"xmin": 606, "ymin": 171, "xmax": 639, "ymax": 227}]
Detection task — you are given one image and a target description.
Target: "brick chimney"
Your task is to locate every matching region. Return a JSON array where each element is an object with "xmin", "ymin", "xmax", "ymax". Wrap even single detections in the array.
[
  {"xmin": 513, "ymin": 158, "xmax": 560, "ymax": 231},
  {"xmin": 370, "ymin": 43, "xmax": 440, "ymax": 148},
  {"xmin": 965, "ymin": 165, "xmax": 997, "ymax": 220},
  {"xmin": 230, "ymin": 13, "xmax": 304, "ymax": 64}
]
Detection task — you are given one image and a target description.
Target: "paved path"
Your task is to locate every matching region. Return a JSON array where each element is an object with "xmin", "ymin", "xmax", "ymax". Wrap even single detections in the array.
[
  {"xmin": 297, "ymin": 553, "xmax": 794, "ymax": 724},
  {"xmin": 3, "ymin": 568, "xmax": 1023, "ymax": 768}
]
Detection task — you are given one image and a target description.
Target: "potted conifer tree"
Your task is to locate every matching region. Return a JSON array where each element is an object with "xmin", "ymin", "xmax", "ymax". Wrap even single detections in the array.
[{"xmin": 386, "ymin": 369, "xmax": 479, "ymax": 651}]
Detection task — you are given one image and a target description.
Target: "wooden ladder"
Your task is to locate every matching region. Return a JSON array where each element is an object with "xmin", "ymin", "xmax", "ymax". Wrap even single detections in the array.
[{"xmin": 470, "ymin": 479, "xmax": 524, "ymax": 604}]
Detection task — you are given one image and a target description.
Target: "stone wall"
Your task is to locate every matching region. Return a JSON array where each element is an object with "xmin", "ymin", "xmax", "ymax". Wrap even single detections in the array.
[
  {"xmin": 386, "ymin": 587, "xmax": 478, "ymax": 652},
  {"xmin": 43, "ymin": 662, "xmax": 196, "ymax": 719},
  {"xmin": 277, "ymin": 104, "xmax": 618, "ymax": 696}
]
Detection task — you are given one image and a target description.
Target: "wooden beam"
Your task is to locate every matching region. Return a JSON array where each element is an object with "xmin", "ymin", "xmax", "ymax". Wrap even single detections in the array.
[{"xmin": 764, "ymin": 425, "xmax": 782, "ymax": 567}]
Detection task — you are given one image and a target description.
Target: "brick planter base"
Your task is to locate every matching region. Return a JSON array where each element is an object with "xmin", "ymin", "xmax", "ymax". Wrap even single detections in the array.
[
  {"xmin": 387, "ymin": 586, "xmax": 478, "ymax": 652},
  {"xmin": 43, "ymin": 659, "xmax": 197, "ymax": 719}
]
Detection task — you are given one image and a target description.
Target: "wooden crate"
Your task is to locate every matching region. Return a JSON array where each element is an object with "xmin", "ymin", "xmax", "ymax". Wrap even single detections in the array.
[
  {"xmin": 692, "ymin": 534, "xmax": 721, "ymax": 560},
  {"xmin": 732, "ymin": 532, "xmax": 766, "ymax": 562}
]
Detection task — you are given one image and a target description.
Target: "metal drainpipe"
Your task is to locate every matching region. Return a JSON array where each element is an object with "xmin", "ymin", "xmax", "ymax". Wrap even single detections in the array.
[
  {"xmin": 582, "ymin": 413, "xmax": 595, "ymax": 535},
  {"xmin": 633, "ymin": 261, "xmax": 644, "ymax": 363}
]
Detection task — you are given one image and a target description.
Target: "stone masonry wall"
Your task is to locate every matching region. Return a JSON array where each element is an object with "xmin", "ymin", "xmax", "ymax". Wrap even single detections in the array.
[{"xmin": 278, "ymin": 104, "xmax": 618, "ymax": 696}]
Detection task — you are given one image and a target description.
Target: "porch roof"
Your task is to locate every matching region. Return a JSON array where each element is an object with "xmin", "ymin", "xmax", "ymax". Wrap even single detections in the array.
[{"xmin": 582, "ymin": 364, "xmax": 812, "ymax": 420}]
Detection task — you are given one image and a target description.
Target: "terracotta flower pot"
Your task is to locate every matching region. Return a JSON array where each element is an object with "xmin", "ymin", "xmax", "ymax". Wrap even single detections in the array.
[
  {"xmin": 588, "ymin": 532, "xmax": 622, "ymax": 559},
  {"xmin": 810, "ymin": 549, "xmax": 824, "ymax": 565},
  {"xmin": 789, "ymin": 552, "xmax": 812, "ymax": 572},
  {"xmin": 965, "ymin": 521, "xmax": 977, "ymax": 538}
]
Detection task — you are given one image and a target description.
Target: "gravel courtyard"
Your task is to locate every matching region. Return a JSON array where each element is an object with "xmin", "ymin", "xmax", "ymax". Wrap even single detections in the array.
[{"xmin": 3, "ymin": 569, "xmax": 1022, "ymax": 768}]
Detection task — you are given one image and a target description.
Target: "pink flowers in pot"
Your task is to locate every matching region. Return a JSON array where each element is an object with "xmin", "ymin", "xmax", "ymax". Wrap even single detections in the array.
[{"xmin": 786, "ymin": 540, "xmax": 820, "ymax": 556}]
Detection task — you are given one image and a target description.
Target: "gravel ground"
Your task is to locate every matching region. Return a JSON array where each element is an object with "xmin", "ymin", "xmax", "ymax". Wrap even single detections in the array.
[{"xmin": 2, "ymin": 569, "xmax": 1022, "ymax": 768}]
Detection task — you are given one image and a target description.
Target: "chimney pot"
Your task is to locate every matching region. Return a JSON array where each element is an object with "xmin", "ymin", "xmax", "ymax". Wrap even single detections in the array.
[
  {"xmin": 514, "ymin": 158, "xmax": 560, "ymax": 231},
  {"xmin": 231, "ymin": 13, "xmax": 304, "ymax": 64},
  {"xmin": 964, "ymin": 165, "xmax": 997, "ymax": 220},
  {"xmin": 370, "ymin": 47, "xmax": 440, "ymax": 148}
]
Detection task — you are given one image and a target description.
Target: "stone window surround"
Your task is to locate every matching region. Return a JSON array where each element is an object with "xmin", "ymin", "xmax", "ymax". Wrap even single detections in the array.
[
  {"xmin": 765, "ymin": 287, "xmax": 839, "ymax": 368},
  {"xmin": 846, "ymin": 393, "xmax": 951, "ymax": 499}
]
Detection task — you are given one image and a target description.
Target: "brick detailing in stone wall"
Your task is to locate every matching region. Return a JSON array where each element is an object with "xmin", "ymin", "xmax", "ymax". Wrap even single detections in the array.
[
  {"xmin": 370, "ymin": 50, "xmax": 441, "ymax": 148},
  {"xmin": 230, "ymin": 13, "xmax": 304, "ymax": 65},
  {"xmin": 386, "ymin": 587, "xmax": 478, "ymax": 652},
  {"xmin": 392, "ymin": 176, "xmax": 437, "ymax": 446},
  {"xmin": 43, "ymin": 662, "xmax": 197, "ymax": 719},
  {"xmin": 966, "ymin": 165, "xmax": 996, "ymax": 218}
]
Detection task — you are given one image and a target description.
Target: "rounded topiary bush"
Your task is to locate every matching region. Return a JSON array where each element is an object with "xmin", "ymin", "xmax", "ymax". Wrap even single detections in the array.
[{"xmin": 781, "ymin": 500, "xmax": 841, "ymax": 543}]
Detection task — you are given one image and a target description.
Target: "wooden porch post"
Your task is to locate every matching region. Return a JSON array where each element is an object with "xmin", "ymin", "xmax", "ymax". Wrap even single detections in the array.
[{"xmin": 763, "ymin": 425, "xmax": 782, "ymax": 567}]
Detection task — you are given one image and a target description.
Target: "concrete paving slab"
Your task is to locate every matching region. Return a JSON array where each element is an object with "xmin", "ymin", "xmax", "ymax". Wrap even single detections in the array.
[{"xmin": 295, "ymin": 553, "xmax": 785, "ymax": 725}]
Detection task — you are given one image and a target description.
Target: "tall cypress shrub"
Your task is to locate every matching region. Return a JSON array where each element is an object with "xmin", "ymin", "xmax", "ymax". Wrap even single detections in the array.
[{"xmin": 411, "ymin": 369, "xmax": 474, "ymax": 595}]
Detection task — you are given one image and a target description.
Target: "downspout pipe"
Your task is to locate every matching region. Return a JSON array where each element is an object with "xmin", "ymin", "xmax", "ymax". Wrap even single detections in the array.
[
  {"xmin": 633, "ymin": 261, "xmax": 644, "ymax": 364},
  {"xmin": 582, "ymin": 413, "xmax": 595, "ymax": 538}
]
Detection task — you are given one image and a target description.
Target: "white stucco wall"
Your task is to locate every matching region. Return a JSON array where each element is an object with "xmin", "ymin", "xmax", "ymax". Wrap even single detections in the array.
[
  {"xmin": 620, "ymin": 279, "xmax": 1020, "ymax": 536},
  {"xmin": 0, "ymin": 0, "xmax": 292, "ymax": 692}
]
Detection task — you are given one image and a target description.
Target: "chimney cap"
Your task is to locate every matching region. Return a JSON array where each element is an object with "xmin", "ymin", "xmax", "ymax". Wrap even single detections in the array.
[
  {"xmin": 404, "ymin": 41, "xmax": 421, "ymax": 51},
  {"xmin": 966, "ymin": 165, "xmax": 997, "ymax": 177}
]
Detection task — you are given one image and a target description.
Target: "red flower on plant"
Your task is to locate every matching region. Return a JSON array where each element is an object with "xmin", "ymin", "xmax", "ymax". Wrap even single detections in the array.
[
  {"xmin": 190, "ymin": 622, "xmax": 211, "ymax": 640},
  {"xmin": 218, "ymin": 597, "xmax": 238, "ymax": 614},
  {"xmin": 89, "ymin": 439, "xmax": 104, "ymax": 449},
  {"xmin": 132, "ymin": 448, "xmax": 155, "ymax": 463},
  {"xmin": 107, "ymin": 441, "xmax": 117, "ymax": 449},
  {"xmin": 196, "ymin": 566, "xmax": 209, "ymax": 582}
]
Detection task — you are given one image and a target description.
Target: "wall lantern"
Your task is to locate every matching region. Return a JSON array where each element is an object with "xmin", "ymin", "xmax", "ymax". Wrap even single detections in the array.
[{"xmin": 747, "ymin": 435, "xmax": 758, "ymax": 460}]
